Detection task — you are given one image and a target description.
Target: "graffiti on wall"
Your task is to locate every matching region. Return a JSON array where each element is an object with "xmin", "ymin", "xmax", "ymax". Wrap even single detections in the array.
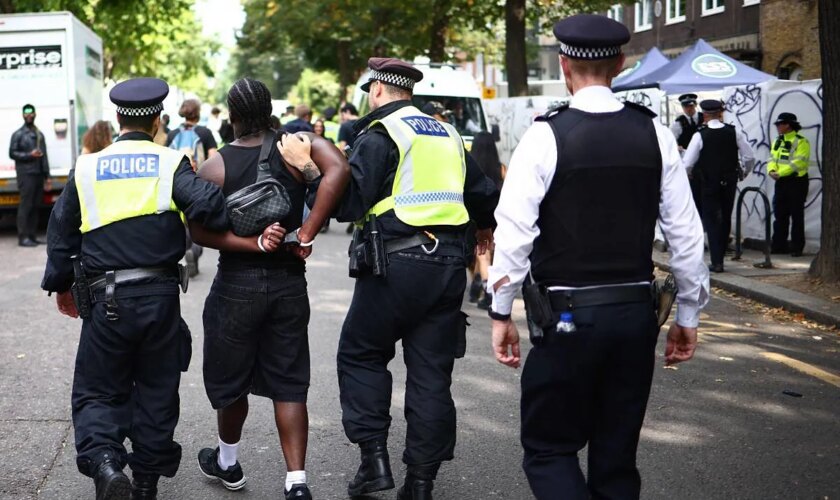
[{"xmin": 723, "ymin": 80, "xmax": 823, "ymax": 250}]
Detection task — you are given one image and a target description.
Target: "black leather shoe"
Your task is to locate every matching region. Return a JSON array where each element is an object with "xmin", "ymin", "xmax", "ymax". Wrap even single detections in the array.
[
  {"xmin": 18, "ymin": 238, "xmax": 37, "ymax": 247},
  {"xmin": 396, "ymin": 464, "xmax": 438, "ymax": 500},
  {"xmin": 285, "ymin": 483, "xmax": 313, "ymax": 499},
  {"xmin": 347, "ymin": 439, "xmax": 394, "ymax": 496},
  {"xmin": 131, "ymin": 473, "xmax": 158, "ymax": 499},
  {"xmin": 94, "ymin": 460, "xmax": 131, "ymax": 500},
  {"xmin": 29, "ymin": 236, "xmax": 44, "ymax": 245},
  {"xmin": 708, "ymin": 264, "xmax": 724, "ymax": 273}
]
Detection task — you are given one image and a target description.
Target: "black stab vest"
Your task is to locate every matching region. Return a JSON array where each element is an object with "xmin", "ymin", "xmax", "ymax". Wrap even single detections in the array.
[
  {"xmin": 676, "ymin": 113, "xmax": 703, "ymax": 149},
  {"xmin": 694, "ymin": 125, "xmax": 740, "ymax": 186},
  {"xmin": 530, "ymin": 103, "xmax": 662, "ymax": 287}
]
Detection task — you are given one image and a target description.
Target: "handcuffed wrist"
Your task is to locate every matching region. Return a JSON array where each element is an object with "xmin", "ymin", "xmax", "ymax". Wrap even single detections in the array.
[{"xmin": 257, "ymin": 234, "xmax": 268, "ymax": 253}]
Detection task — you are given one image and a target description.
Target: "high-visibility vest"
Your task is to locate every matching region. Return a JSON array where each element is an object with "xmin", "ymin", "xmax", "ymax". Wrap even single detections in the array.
[
  {"xmin": 364, "ymin": 105, "xmax": 469, "ymax": 227},
  {"xmin": 324, "ymin": 120, "xmax": 340, "ymax": 142},
  {"xmin": 75, "ymin": 139, "xmax": 184, "ymax": 233},
  {"xmin": 768, "ymin": 131, "xmax": 810, "ymax": 178}
]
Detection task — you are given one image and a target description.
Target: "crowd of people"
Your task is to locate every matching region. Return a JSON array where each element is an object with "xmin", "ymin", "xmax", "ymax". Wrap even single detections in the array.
[{"xmin": 9, "ymin": 10, "xmax": 813, "ymax": 500}]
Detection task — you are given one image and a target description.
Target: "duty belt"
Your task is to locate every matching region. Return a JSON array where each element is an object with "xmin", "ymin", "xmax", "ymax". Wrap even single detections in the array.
[
  {"xmin": 88, "ymin": 266, "xmax": 187, "ymax": 321},
  {"xmin": 385, "ymin": 232, "xmax": 463, "ymax": 255},
  {"xmin": 548, "ymin": 284, "xmax": 653, "ymax": 311}
]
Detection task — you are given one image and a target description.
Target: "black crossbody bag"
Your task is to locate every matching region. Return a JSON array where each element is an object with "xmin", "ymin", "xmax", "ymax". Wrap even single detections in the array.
[{"xmin": 225, "ymin": 129, "xmax": 292, "ymax": 236}]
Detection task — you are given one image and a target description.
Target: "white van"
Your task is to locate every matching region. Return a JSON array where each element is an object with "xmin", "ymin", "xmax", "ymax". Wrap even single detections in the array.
[{"xmin": 352, "ymin": 63, "xmax": 498, "ymax": 148}]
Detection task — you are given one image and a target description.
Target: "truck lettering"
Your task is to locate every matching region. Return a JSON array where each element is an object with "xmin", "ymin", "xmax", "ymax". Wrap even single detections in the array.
[{"xmin": 0, "ymin": 45, "xmax": 63, "ymax": 70}]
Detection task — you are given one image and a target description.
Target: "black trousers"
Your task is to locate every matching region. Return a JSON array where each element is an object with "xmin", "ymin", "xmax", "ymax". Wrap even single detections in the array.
[
  {"xmin": 16, "ymin": 172, "xmax": 43, "ymax": 239},
  {"xmin": 689, "ymin": 174, "xmax": 703, "ymax": 217},
  {"xmin": 72, "ymin": 284, "xmax": 190, "ymax": 478},
  {"xmin": 772, "ymin": 175, "xmax": 809, "ymax": 254},
  {"xmin": 701, "ymin": 181, "xmax": 737, "ymax": 267},
  {"xmin": 521, "ymin": 301, "xmax": 659, "ymax": 500},
  {"xmin": 338, "ymin": 248, "xmax": 467, "ymax": 466}
]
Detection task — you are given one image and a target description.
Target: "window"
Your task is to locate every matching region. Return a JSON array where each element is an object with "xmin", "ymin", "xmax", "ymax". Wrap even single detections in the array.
[
  {"xmin": 702, "ymin": 0, "xmax": 725, "ymax": 16},
  {"xmin": 634, "ymin": 0, "xmax": 653, "ymax": 32},
  {"xmin": 607, "ymin": 4, "xmax": 624, "ymax": 22},
  {"xmin": 743, "ymin": 0, "xmax": 760, "ymax": 5},
  {"xmin": 666, "ymin": 0, "xmax": 686, "ymax": 24}
]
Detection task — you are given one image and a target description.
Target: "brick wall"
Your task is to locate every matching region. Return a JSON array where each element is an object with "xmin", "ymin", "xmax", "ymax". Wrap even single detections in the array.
[{"xmin": 761, "ymin": 0, "xmax": 822, "ymax": 80}]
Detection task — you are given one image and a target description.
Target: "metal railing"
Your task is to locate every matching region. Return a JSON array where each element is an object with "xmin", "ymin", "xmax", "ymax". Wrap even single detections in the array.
[{"xmin": 733, "ymin": 187, "xmax": 773, "ymax": 269}]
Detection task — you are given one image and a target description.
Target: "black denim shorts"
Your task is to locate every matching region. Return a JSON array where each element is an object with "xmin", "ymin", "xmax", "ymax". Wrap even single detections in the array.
[{"xmin": 202, "ymin": 266, "xmax": 310, "ymax": 408}]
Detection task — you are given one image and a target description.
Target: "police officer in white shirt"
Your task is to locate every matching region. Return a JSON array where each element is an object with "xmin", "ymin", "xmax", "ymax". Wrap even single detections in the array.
[
  {"xmin": 682, "ymin": 99, "xmax": 755, "ymax": 273},
  {"xmin": 487, "ymin": 14, "xmax": 709, "ymax": 500}
]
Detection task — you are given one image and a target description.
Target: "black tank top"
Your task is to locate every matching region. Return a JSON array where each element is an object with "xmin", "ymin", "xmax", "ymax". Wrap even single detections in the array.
[{"xmin": 217, "ymin": 134, "xmax": 306, "ymax": 271}]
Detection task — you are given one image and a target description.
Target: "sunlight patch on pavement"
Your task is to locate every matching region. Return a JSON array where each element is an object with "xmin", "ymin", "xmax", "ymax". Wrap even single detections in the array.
[
  {"xmin": 760, "ymin": 352, "xmax": 840, "ymax": 389},
  {"xmin": 640, "ymin": 422, "xmax": 705, "ymax": 445}
]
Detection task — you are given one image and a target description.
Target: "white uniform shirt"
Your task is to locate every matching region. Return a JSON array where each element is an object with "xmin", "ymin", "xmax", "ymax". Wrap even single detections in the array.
[
  {"xmin": 681, "ymin": 119, "xmax": 756, "ymax": 177},
  {"xmin": 669, "ymin": 111, "xmax": 702, "ymax": 142},
  {"xmin": 488, "ymin": 85, "xmax": 709, "ymax": 328}
]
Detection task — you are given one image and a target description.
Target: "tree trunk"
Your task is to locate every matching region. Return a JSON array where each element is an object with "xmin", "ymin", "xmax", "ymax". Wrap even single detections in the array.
[
  {"xmin": 429, "ymin": 0, "xmax": 452, "ymax": 62},
  {"xmin": 337, "ymin": 40, "xmax": 352, "ymax": 103},
  {"xmin": 505, "ymin": 0, "xmax": 528, "ymax": 97},
  {"xmin": 809, "ymin": 0, "xmax": 840, "ymax": 281},
  {"xmin": 0, "ymin": 0, "xmax": 14, "ymax": 13}
]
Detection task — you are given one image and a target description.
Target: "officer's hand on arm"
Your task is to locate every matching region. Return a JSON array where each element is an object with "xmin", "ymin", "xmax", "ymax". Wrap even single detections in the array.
[
  {"xmin": 56, "ymin": 291, "xmax": 79, "ymax": 318},
  {"xmin": 278, "ymin": 134, "xmax": 320, "ymax": 181},
  {"xmin": 664, "ymin": 323, "xmax": 697, "ymax": 366}
]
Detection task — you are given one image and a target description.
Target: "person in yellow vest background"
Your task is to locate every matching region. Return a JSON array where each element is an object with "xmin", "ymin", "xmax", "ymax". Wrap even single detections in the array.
[
  {"xmin": 40, "ymin": 77, "xmax": 285, "ymax": 500},
  {"xmin": 278, "ymin": 57, "xmax": 499, "ymax": 500},
  {"xmin": 321, "ymin": 106, "xmax": 340, "ymax": 143},
  {"xmin": 768, "ymin": 112, "xmax": 811, "ymax": 257}
]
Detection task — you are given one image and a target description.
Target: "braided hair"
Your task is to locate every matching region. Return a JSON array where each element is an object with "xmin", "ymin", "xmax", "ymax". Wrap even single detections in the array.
[{"xmin": 227, "ymin": 78, "xmax": 273, "ymax": 138}]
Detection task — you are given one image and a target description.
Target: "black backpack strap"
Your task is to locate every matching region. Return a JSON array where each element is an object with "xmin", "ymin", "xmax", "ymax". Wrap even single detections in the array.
[{"xmin": 256, "ymin": 128, "xmax": 277, "ymax": 182}]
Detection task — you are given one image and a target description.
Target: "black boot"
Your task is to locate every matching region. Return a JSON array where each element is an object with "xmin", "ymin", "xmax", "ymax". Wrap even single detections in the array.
[
  {"xmin": 131, "ymin": 473, "xmax": 158, "ymax": 499},
  {"xmin": 397, "ymin": 464, "xmax": 438, "ymax": 500},
  {"xmin": 94, "ymin": 460, "xmax": 131, "ymax": 500},
  {"xmin": 347, "ymin": 439, "xmax": 394, "ymax": 497}
]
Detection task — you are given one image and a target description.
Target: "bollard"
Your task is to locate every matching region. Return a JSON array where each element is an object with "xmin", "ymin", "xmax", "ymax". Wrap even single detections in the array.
[{"xmin": 733, "ymin": 187, "xmax": 772, "ymax": 269}]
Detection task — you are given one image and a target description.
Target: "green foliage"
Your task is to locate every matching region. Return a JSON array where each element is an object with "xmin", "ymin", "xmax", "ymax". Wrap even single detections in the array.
[
  {"xmin": 1, "ymin": 0, "xmax": 219, "ymax": 91},
  {"xmin": 286, "ymin": 68, "xmax": 342, "ymax": 112}
]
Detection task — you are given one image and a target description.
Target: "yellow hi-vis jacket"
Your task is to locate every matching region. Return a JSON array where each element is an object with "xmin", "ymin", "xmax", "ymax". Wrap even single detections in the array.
[
  {"xmin": 75, "ymin": 139, "xmax": 184, "ymax": 233},
  {"xmin": 363, "ymin": 105, "xmax": 469, "ymax": 227},
  {"xmin": 768, "ymin": 131, "xmax": 810, "ymax": 178},
  {"xmin": 324, "ymin": 120, "xmax": 340, "ymax": 142}
]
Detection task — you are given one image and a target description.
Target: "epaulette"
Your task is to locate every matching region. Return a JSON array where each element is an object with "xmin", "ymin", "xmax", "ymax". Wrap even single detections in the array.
[
  {"xmin": 535, "ymin": 102, "xmax": 570, "ymax": 122},
  {"xmin": 623, "ymin": 101, "xmax": 657, "ymax": 118}
]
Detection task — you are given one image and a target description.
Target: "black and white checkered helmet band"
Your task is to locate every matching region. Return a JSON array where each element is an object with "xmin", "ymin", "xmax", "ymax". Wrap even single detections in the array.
[
  {"xmin": 559, "ymin": 41, "xmax": 622, "ymax": 60},
  {"xmin": 369, "ymin": 70, "xmax": 416, "ymax": 90},
  {"xmin": 115, "ymin": 103, "xmax": 164, "ymax": 116}
]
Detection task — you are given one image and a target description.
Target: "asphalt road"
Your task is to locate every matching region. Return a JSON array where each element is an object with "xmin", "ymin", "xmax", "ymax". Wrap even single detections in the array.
[{"xmin": 1, "ymin": 227, "xmax": 838, "ymax": 500}]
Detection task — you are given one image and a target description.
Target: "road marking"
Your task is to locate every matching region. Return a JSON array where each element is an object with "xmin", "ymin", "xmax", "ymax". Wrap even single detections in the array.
[{"xmin": 760, "ymin": 352, "xmax": 840, "ymax": 389}]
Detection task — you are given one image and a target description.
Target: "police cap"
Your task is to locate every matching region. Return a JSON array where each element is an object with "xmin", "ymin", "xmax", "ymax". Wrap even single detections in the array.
[
  {"xmin": 678, "ymin": 93, "xmax": 698, "ymax": 106},
  {"xmin": 699, "ymin": 99, "xmax": 724, "ymax": 113},
  {"xmin": 360, "ymin": 57, "xmax": 424, "ymax": 93},
  {"xmin": 22, "ymin": 104, "xmax": 35, "ymax": 114},
  {"xmin": 553, "ymin": 14, "xmax": 630, "ymax": 60},
  {"xmin": 773, "ymin": 112, "xmax": 799, "ymax": 125},
  {"xmin": 110, "ymin": 78, "xmax": 169, "ymax": 117}
]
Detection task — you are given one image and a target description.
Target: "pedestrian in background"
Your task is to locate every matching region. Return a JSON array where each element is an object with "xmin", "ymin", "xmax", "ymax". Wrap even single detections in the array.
[
  {"xmin": 670, "ymin": 93, "xmax": 704, "ymax": 214},
  {"xmin": 313, "ymin": 119, "xmax": 333, "ymax": 143},
  {"xmin": 682, "ymin": 100, "xmax": 754, "ymax": 273},
  {"xmin": 467, "ymin": 131, "xmax": 505, "ymax": 310},
  {"xmin": 41, "ymin": 77, "xmax": 232, "ymax": 500},
  {"xmin": 489, "ymin": 15, "xmax": 709, "ymax": 500},
  {"xmin": 166, "ymin": 99, "xmax": 218, "ymax": 167},
  {"xmin": 81, "ymin": 120, "xmax": 113, "ymax": 154},
  {"xmin": 321, "ymin": 106, "xmax": 340, "ymax": 142},
  {"xmin": 284, "ymin": 104, "xmax": 314, "ymax": 134},
  {"xmin": 337, "ymin": 102, "xmax": 359, "ymax": 152},
  {"xmin": 9, "ymin": 103, "xmax": 50, "ymax": 247},
  {"xmin": 280, "ymin": 57, "xmax": 498, "ymax": 500},
  {"xmin": 189, "ymin": 77, "xmax": 349, "ymax": 500},
  {"xmin": 280, "ymin": 105, "xmax": 296, "ymax": 125},
  {"xmin": 768, "ymin": 112, "xmax": 811, "ymax": 257}
]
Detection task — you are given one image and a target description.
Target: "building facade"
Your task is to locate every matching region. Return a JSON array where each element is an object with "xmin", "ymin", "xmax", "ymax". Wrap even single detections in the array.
[{"xmin": 760, "ymin": 0, "xmax": 821, "ymax": 80}]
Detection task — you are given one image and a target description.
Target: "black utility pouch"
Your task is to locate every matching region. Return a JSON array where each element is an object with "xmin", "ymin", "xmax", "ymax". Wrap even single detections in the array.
[
  {"xmin": 455, "ymin": 311, "xmax": 469, "ymax": 359},
  {"xmin": 522, "ymin": 279, "xmax": 555, "ymax": 345}
]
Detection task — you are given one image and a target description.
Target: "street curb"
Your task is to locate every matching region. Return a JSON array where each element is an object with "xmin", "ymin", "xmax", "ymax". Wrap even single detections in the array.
[{"xmin": 652, "ymin": 254, "xmax": 840, "ymax": 329}]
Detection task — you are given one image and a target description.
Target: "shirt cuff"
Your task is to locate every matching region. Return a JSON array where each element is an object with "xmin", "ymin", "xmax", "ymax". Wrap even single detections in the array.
[
  {"xmin": 675, "ymin": 301, "xmax": 699, "ymax": 328},
  {"xmin": 489, "ymin": 282, "xmax": 516, "ymax": 316}
]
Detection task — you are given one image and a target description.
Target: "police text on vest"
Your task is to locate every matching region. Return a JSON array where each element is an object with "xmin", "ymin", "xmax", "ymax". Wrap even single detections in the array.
[
  {"xmin": 97, "ymin": 154, "xmax": 160, "ymax": 181},
  {"xmin": 401, "ymin": 116, "xmax": 449, "ymax": 137}
]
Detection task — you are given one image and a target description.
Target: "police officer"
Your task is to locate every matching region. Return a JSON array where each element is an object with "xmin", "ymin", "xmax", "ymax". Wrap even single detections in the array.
[
  {"xmin": 9, "ymin": 103, "xmax": 50, "ymax": 247},
  {"xmin": 41, "ymin": 78, "xmax": 232, "ymax": 500},
  {"xmin": 488, "ymin": 15, "xmax": 709, "ymax": 500},
  {"xmin": 670, "ymin": 93, "xmax": 703, "ymax": 213},
  {"xmin": 768, "ymin": 112, "xmax": 811, "ymax": 256},
  {"xmin": 279, "ymin": 57, "xmax": 498, "ymax": 500},
  {"xmin": 682, "ymin": 100, "xmax": 755, "ymax": 272}
]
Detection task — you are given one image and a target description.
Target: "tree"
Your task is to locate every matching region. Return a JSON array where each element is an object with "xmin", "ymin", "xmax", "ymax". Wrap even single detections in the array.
[
  {"xmin": 0, "ymin": 0, "xmax": 218, "ymax": 90},
  {"xmin": 286, "ymin": 69, "xmax": 343, "ymax": 113},
  {"xmin": 810, "ymin": 0, "xmax": 839, "ymax": 281},
  {"xmin": 505, "ymin": 0, "xmax": 528, "ymax": 96}
]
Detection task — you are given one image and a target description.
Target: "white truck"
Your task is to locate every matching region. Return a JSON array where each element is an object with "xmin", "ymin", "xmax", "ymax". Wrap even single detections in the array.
[
  {"xmin": 0, "ymin": 12, "xmax": 103, "ymax": 211},
  {"xmin": 352, "ymin": 62, "xmax": 498, "ymax": 149}
]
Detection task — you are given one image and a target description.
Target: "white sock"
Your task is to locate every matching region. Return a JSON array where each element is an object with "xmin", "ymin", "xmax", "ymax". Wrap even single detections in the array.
[
  {"xmin": 217, "ymin": 438, "xmax": 239, "ymax": 471},
  {"xmin": 285, "ymin": 470, "xmax": 307, "ymax": 491}
]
